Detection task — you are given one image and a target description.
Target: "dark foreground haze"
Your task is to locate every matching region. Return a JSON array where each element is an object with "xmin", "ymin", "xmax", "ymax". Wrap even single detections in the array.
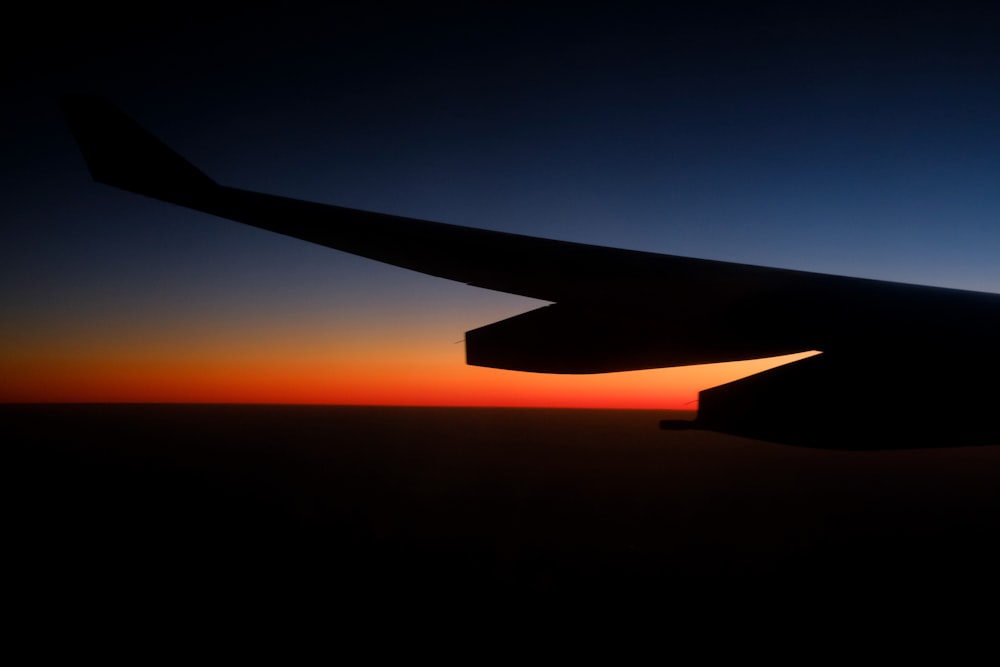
[{"xmin": 9, "ymin": 404, "xmax": 999, "ymax": 612}]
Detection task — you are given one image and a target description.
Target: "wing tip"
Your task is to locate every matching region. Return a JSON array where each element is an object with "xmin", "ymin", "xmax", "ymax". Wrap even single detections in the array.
[{"xmin": 62, "ymin": 95, "xmax": 218, "ymax": 203}]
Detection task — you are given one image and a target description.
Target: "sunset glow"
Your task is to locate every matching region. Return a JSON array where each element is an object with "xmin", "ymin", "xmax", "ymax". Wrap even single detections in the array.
[
  {"xmin": 4, "ymin": 5, "xmax": 996, "ymax": 411},
  {"xmin": 1, "ymin": 325, "xmax": 819, "ymax": 408}
]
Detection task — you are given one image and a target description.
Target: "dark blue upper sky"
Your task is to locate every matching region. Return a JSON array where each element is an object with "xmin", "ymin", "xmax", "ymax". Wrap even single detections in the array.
[{"xmin": 3, "ymin": 2, "xmax": 998, "ymax": 401}]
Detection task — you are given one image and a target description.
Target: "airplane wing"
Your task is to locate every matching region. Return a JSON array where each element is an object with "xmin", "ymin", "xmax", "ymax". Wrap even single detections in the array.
[
  {"xmin": 62, "ymin": 97, "xmax": 845, "ymax": 305},
  {"xmin": 62, "ymin": 96, "xmax": 1000, "ymax": 447}
]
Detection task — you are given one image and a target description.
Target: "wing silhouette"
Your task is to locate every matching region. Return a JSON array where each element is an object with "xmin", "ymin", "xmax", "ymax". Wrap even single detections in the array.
[{"xmin": 62, "ymin": 96, "xmax": 1000, "ymax": 448}]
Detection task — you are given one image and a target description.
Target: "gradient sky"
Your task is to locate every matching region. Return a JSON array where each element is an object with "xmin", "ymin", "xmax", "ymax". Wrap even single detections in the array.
[{"xmin": 3, "ymin": 2, "xmax": 998, "ymax": 407}]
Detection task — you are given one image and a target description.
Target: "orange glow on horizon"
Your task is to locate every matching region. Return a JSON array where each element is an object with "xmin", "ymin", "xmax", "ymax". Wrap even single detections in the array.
[
  {"xmin": 2, "ymin": 335, "xmax": 819, "ymax": 408},
  {"xmin": 1, "ymin": 302, "xmax": 818, "ymax": 407}
]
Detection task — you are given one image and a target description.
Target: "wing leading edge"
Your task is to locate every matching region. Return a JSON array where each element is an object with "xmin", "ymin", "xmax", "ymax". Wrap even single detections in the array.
[{"xmin": 63, "ymin": 97, "xmax": 1000, "ymax": 447}]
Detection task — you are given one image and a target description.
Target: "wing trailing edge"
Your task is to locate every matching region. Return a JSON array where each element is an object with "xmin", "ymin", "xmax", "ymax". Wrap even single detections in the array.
[{"xmin": 64, "ymin": 98, "xmax": 972, "ymax": 310}]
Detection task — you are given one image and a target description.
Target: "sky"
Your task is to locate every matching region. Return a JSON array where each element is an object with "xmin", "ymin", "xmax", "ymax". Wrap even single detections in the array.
[{"xmin": 2, "ymin": 2, "xmax": 998, "ymax": 408}]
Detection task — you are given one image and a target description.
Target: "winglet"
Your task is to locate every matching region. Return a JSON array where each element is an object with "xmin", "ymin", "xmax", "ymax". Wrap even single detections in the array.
[{"xmin": 62, "ymin": 95, "xmax": 218, "ymax": 205}]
